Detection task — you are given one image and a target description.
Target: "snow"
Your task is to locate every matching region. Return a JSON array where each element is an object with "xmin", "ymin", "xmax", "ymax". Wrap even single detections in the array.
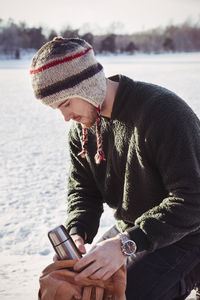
[{"xmin": 1, "ymin": 52, "xmax": 200, "ymax": 299}]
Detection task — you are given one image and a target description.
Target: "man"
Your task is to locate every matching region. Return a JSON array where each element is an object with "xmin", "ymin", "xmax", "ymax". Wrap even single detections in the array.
[{"xmin": 30, "ymin": 37, "xmax": 200, "ymax": 299}]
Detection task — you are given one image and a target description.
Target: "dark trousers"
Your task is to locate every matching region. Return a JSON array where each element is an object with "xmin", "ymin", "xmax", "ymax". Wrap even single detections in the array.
[{"xmin": 98, "ymin": 225, "xmax": 200, "ymax": 300}]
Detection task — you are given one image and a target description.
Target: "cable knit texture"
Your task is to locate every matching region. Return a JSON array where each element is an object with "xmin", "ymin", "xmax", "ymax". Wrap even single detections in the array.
[{"xmin": 66, "ymin": 75, "xmax": 200, "ymax": 252}]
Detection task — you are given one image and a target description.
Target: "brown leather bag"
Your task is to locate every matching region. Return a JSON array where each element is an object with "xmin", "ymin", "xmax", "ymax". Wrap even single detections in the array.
[{"xmin": 38, "ymin": 259, "xmax": 126, "ymax": 300}]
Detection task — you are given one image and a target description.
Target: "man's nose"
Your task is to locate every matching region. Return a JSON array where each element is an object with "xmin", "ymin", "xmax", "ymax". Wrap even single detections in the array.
[
  {"xmin": 64, "ymin": 114, "xmax": 71, "ymax": 122},
  {"xmin": 61, "ymin": 111, "xmax": 71, "ymax": 122}
]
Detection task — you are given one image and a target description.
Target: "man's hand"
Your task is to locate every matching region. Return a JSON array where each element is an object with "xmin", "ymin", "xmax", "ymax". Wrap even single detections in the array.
[
  {"xmin": 73, "ymin": 235, "xmax": 127, "ymax": 281},
  {"xmin": 71, "ymin": 234, "xmax": 87, "ymax": 255}
]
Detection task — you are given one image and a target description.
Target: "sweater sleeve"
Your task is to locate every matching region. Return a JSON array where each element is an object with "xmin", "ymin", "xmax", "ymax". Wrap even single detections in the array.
[
  {"xmin": 65, "ymin": 124, "xmax": 103, "ymax": 244},
  {"xmin": 131, "ymin": 99, "xmax": 200, "ymax": 252}
]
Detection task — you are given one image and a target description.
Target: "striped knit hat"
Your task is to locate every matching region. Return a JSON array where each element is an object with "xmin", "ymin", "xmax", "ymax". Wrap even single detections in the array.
[
  {"xmin": 30, "ymin": 37, "xmax": 106, "ymax": 107},
  {"xmin": 30, "ymin": 37, "xmax": 106, "ymax": 164}
]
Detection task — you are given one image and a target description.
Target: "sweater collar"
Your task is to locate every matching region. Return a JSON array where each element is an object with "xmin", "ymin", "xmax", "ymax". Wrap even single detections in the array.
[{"xmin": 109, "ymin": 74, "xmax": 134, "ymax": 120}]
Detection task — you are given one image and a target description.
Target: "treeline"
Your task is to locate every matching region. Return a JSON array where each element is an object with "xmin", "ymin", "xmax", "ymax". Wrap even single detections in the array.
[{"xmin": 0, "ymin": 18, "xmax": 200, "ymax": 58}]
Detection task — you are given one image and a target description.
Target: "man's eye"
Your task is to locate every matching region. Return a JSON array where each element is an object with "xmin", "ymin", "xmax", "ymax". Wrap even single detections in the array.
[{"xmin": 64, "ymin": 101, "xmax": 70, "ymax": 107}]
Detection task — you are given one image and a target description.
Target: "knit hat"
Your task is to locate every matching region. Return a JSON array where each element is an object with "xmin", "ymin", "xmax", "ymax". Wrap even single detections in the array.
[
  {"xmin": 30, "ymin": 37, "xmax": 106, "ymax": 108},
  {"xmin": 30, "ymin": 37, "xmax": 106, "ymax": 164}
]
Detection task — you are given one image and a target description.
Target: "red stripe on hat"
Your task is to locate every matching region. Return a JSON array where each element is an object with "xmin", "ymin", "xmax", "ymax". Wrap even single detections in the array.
[{"xmin": 30, "ymin": 46, "xmax": 93, "ymax": 75}]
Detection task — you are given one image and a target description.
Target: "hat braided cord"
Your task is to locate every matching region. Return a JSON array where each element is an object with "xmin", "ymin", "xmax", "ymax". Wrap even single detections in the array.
[{"xmin": 95, "ymin": 105, "xmax": 106, "ymax": 164}]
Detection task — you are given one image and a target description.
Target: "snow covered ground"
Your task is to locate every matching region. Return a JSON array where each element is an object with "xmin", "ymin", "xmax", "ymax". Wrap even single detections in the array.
[{"xmin": 1, "ymin": 52, "xmax": 200, "ymax": 299}]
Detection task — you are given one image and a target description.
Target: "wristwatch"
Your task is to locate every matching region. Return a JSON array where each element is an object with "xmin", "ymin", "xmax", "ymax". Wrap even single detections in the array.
[{"xmin": 118, "ymin": 233, "xmax": 137, "ymax": 256}]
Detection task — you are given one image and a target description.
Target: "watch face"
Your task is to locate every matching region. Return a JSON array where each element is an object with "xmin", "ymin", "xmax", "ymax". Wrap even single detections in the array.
[{"xmin": 123, "ymin": 240, "xmax": 136, "ymax": 255}]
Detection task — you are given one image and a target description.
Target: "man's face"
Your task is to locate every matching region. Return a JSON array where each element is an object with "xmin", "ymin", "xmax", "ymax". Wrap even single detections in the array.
[{"xmin": 51, "ymin": 98, "xmax": 97, "ymax": 128}]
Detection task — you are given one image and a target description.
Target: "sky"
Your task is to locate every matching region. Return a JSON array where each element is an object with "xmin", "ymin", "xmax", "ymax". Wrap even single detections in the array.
[{"xmin": 1, "ymin": 0, "xmax": 200, "ymax": 34}]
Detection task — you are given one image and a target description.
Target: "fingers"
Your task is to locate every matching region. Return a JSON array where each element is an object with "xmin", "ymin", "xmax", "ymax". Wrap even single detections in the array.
[
  {"xmin": 73, "ymin": 252, "xmax": 94, "ymax": 272},
  {"xmin": 71, "ymin": 234, "xmax": 86, "ymax": 254},
  {"xmin": 73, "ymin": 295, "xmax": 81, "ymax": 300},
  {"xmin": 74, "ymin": 258, "xmax": 100, "ymax": 281},
  {"xmin": 83, "ymin": 287, "xmax": 109, "ymax": 300},
  {"xmin": 88, "ymin": 244, "xmax": 97, "ymax": 253},
  {"xmin": 53, "ymin": 254, "xmax": 59, "ymax": 262},
  {"xmin": 74, "ymin": 237, "xmax": 126, "ymax": 282},
  {"xmin": 103, "ymin": 294, "xmax": 115, "ymax": 300},
  {"xmin": 89, "ymin": 268, "xmax": 109, "ymax": 280},
  {"xmin": 73, "ymin": 244, "xmax": 117, "ymax": 281},
  {"xmin": 82, "ymin": 287, "xmax": 105, "ymax": 300},
  {"xmin": 73, "ymin": 296, "xmax": 81, "ymax": 300},
  {"xmin": 82, "ymin": 286, "xmax": 92, "ymax": 300},
  {"xmin": 93, "ymin": 270, "xmax": 113, "ymax": 281},
  {"xmin": 73, "ymin": 255, "xmax": 113, "ymax": 281},
  {"xmin": 95, "ymin": 287, "xmax": 104, "ymax": 300}
]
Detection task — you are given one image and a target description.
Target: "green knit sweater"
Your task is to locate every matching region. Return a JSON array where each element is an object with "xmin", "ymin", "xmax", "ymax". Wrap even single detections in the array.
[{"xmin": 66, "ymin": 75, "xmax": 200, "ymax": 252}]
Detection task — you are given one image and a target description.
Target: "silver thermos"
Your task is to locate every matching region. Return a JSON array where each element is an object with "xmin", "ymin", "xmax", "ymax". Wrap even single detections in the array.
[{"xmin": 48, "ymin": 225, "xmax": 82, "ymax": 260}]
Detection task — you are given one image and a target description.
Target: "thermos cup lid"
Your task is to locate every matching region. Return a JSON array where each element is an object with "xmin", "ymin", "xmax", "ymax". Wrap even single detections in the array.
[{"xmin": 48, "ymin": 225, "xmax": 70, "ymax": 247}]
